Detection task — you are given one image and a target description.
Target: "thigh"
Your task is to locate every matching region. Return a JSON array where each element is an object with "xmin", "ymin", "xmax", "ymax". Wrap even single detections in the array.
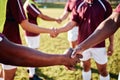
[{"xmin": 2, "ymin": 64, "xmax": 17, "ymax": 80}]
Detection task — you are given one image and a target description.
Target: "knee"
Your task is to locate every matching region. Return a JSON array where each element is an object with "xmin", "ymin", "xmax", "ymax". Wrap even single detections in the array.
[
  {"xmin": 83, "ymin": 62, "xmax": 91, "ymax": 71},
  {"xmin": 98, "ymin": 67, "xmax": 108, "ymax": 76}
]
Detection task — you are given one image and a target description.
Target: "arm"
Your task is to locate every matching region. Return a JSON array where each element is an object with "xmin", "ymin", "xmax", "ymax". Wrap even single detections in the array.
[
  {"xmin": 38, "ymin": 13, "xmax": 60, "ymax": 22},
  {"xmin": 0, "ymin": 35, "xmax": 79, "ymax": 67},
  {"xmin": 20, "ymin": 19, "xmax": 55, "ymax": 35},
  {"xmin": 107, "ymin": 35, "xmax": 114, "ymax": 56},
  {"xmin": 51, "ymin": 20, "xmax": 77, "ymax": 37},
  {"xmin": 59, "ymin": 10, "xmax": 70, "ymax": 21},
  {"xmin": 73, "ymin": 12, "xmax": 120, "ymax": 56},
  {"xmin": 56, "ymin": 20, "xmax": 77, "ymax": 33}
]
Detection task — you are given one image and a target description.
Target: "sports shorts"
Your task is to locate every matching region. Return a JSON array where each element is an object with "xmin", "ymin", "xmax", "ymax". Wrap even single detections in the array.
[
  {"xmin": 25, "ymin": 35, "xmax": 40, "ymax": 49},
  {"xmin": 67, "ymin": 26, "xmax": 78, "ymax": 41},
  {"xmin": 80, "ymin": 48, "xmax": 108, "ymax": 64},
  {"xmin": 2, "ymin": 64, "xmax": 17, "ymax": 70}
]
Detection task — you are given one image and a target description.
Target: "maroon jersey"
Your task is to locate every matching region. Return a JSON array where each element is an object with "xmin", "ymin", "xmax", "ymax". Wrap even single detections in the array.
[
  {"xmin": 65, "ymin": 0, "xmax": 78, "ymax": 12},
  {"xmin": 2, "ymin": 0, "xmax": 26, "ymax": 44},
  {"xmin": 25, "ymin": 3, "xmax": 41, "ymax": 36},
  {"xmin": 71, "ymin": 0, "xmax": 112, "ymax": 47},
  {"xmin": 114, "ymin": 4, "xmax": 120, "ymax": 13}
]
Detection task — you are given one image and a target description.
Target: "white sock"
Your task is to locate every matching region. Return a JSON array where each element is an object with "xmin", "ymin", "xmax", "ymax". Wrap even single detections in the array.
[
  {"xmin": 82, "ymin": 70, "xmax": 91, "ymax": 80},
  {"xmin": 118, "ymin": 72, "xmax": 120, "ymax": 80},
  {"xmin": 0, "ymin": 78, "xmax": 4, "ymax": 80},
  {"xmin": 100, "ymin": 74, "xmax": 110, "ymax": 80},
  {"xmin": 28, "ymin": 67, "xmax": 35, "ymax": 77}
]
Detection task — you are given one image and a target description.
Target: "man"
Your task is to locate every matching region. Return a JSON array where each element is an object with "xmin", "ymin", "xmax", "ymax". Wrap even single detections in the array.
[
  {"xmin": 71, "ymin": 3, "xmax": 120, "ymax": 80},
  {"xmin": 24, "ymin": 0, "xmax": 61, "ymax": 49},
  {"xmin": 0, "ymin": 0, "xmax": 60, "ymax": 80},
  {"xmin": 23, "ymin": 0, "xmax": 61, "ymax": 79},
  {"xmin": 58, "ymin": 0, "xmax": 79, "ymax": 48},
  {"xmin": 53, "ymin": 0, "xmax": 113, "ymax": 80},
  {"xmin": 0, "ymin": 1, "xmax": 79, "ymax": 80}
]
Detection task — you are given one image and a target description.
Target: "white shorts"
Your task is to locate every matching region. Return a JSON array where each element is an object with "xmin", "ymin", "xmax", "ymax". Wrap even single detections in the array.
[
  {"xmin": 25, "ymin": 35, "xmax": 40, "ymax": 49},
  {"xmin": 2, "ymin": 64, "xmax": 17, "ymax": 70},
  {"xmin": 67, "ymin": 26, "xmax": 78, "ymax": 41},
  {"xmin": 80, "ymin": 48, "xmax": 108, "ymax": 64}
]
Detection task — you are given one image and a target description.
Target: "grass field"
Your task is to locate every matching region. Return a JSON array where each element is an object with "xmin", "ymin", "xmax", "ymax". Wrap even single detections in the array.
[{"xmin": 12, "ymin": 8, "xmax": 120, "ymax": 80}]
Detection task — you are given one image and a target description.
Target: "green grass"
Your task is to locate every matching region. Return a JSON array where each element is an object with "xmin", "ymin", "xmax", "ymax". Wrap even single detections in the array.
[
  {"xmin": 2, "ymin": 8, "xmax": 120, "ymax": 80},
  {"xmin": 38, "ymin": 2, "xmax": 66, "ymax": 8}
]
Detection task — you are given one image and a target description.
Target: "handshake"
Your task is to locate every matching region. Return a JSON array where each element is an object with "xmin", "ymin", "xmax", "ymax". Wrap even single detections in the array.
[
  {"xmin": 63, "ymin": 48, "xmax": 83, "ymax": 70},
  {"xmin": 49, "ymin": 28, "xmax": 60, "ymax": 38}
]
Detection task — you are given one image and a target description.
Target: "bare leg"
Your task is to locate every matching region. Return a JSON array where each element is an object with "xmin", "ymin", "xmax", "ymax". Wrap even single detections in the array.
[
  {"xmin": 82, "ymin": 59, "xmax": 92, "ymax": 80},
  {"xmin": 0, "ymin": 65, "xmax": 3, "ymax": 80},
  {"xmin": 4, "ymin": 68, "xmax": 17, "ymax": 80},
  {"xmin": 96, "ymin": 62, "xmax": 110, "ymax": 80}
]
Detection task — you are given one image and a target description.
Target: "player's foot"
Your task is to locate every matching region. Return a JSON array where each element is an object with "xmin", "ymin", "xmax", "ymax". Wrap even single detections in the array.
[{"xmin": 29, "ymin": 74, "xmax": 43, "ymax": 80}]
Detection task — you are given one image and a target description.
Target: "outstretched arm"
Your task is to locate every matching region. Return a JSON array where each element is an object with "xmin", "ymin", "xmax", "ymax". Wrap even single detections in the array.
[
  {"xmin": 20, "ymin": 19, "xmax": 56, "ymax": 35},
  {"xmin": 38, "ymin": 13, "xmax": 61, "ymax": 23},
  {"xmin": 73, "ymin": 12, "xmax": 120, "ymax": 56},
  {"xmin": 0, "ymin": 35, "xmax": 79, "ymax": 67},
  {"xmin": 56, "ymin": 21, "xmax": 77, "ymax": 33},
  {"xmin": 50, "ymin": 21, "xmax": 77, "ymax": 38},
  {"xmin": 59, "ymin": 11, "xmax": 70, "ymax": 21}
]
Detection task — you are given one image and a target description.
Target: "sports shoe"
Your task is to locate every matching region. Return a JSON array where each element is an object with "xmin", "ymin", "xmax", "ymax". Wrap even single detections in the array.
[{"xmin": 29, "ymin": 74, "xmax": 43, "ymax": 80}]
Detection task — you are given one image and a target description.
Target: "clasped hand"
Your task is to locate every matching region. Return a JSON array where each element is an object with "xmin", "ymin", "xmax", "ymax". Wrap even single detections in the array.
[{"xmin": 49, "ymin": 28, "xmax": 59, "ymax": 38}]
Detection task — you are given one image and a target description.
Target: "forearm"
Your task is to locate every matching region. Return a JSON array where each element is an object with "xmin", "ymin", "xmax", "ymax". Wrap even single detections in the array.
[
  {"xmin": 57, "ymin": 21, "xmax": 76, "ymax": 33},
  {"xmin": 59, "ymin": 11, "xmax": 69, "ymax": 21},
  {"xmin": 0, "ymin": 36, "xmax": 64, "ymax": 67},
  {"xmin": 21, "ymin": 19, "xmax": 52, "ymax": 34},
  {"xmin": 109, "ymin": 35, "xmax": 114, "ymax": 45},
  {"xmin": 39, "ymin": 14, "xmax": 57, "ymax": 21}
]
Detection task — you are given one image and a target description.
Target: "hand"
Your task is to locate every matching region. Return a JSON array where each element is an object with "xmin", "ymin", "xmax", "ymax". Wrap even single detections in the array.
[
  {"xmin": 56, "ymin": 18, "xmax": 62, "ymax": 24},
  {"xmin": 107, "ymin": 44, "xmax": 114, "ymax": 56},
  {"xmin": 71, "ymin": 46, "xmax": 83, "ymax": 59},
  {"xmin": 49, "ymin": 28, "xmax": 58, "ymax": 38},
  {"xmin": 63, "ymin": 48, "xmax": 80, "ymax": 70}
]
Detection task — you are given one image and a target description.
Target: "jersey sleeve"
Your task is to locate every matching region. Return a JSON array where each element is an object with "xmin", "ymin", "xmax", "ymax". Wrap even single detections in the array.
[
  {"xmin": 27, "ymin": 4, "xmax": 41, "ymax": 18},
  {"xmin": 8, "ymin": 0, "xmax": 26, "ymax": 24},
  {"xmin": 114, "ymin": 4, "xmax": 120, "ymax": 13},
  {"xmin": 70, "ymin": 3, "xmax": 81, "ymax": 25}
]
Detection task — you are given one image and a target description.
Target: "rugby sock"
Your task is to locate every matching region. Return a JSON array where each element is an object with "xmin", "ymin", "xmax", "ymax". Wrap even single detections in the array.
[
  {"xmin": 118, "ymin": 72, "xmax": 120, "ymax": 80},
  {"xmin": 100, "ymin": 74, "xmax": 110, "ymax": 80},
  {"xmin": 0, "ymin": 78, "xmax": 4, "ymax": 80},
  {"xmin": 29, "ymin": 67, "xmax": 35, "ymax": 77},
  {"xmin": 82, "ymin": 70, "xmax": 91, "ymax": 80}
]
